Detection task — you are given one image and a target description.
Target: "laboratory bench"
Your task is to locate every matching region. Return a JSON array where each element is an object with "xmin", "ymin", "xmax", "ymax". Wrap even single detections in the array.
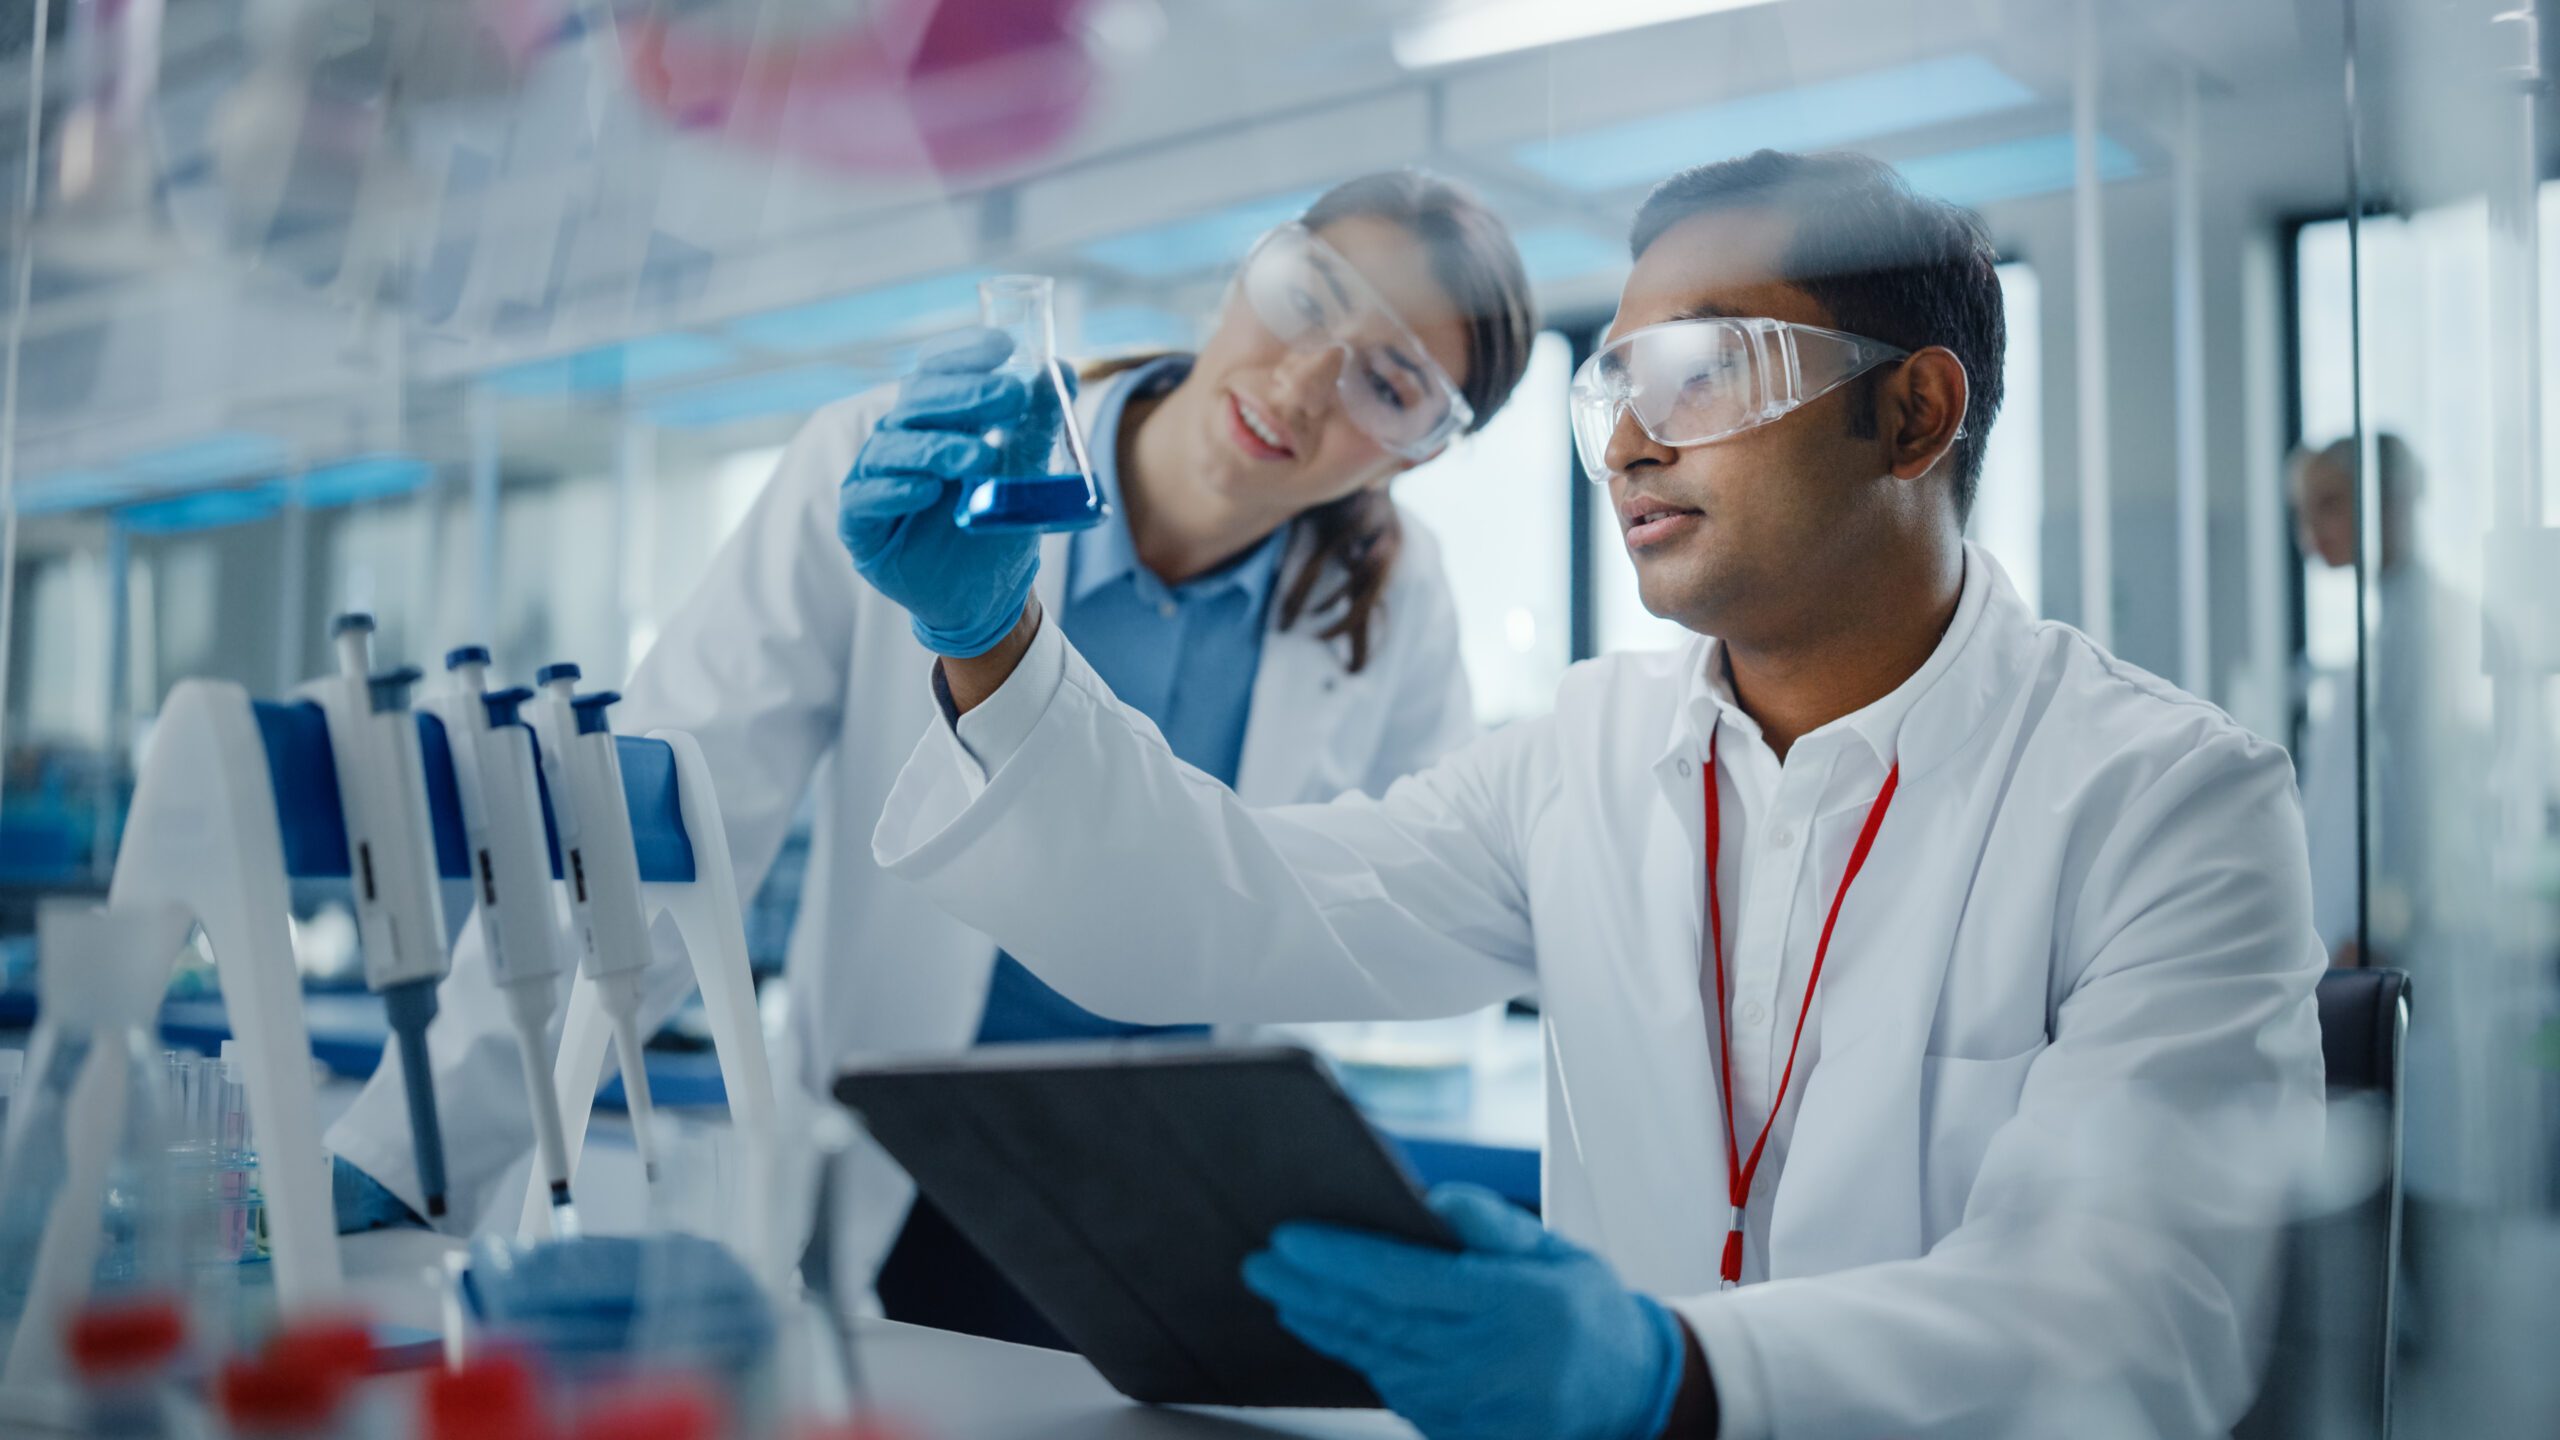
[
  {"xmin": 330, "ymin": 1229, "xmax": 1419, "ymax": 1440},
  {"xmin": 0, "ymin": 994, "xmax": 1547, "ymax": 1208}
]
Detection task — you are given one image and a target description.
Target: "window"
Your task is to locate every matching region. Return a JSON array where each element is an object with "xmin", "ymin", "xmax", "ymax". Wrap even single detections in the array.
[
  {"xmin": 1396, "ymin": 331, "xmax": 1576, "ymax": 725},
  {"xmin": 1970, "ymin": 262, "xmax": 2043, "ymax": 615}
]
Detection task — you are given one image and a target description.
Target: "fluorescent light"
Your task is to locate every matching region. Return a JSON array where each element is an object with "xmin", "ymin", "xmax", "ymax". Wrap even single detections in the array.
[
  {"xmin": 1509, "ymin": 225, "xmax": 1626, "ymax": 283},
  {"xmin": 1394, "ymin": 0, "xmax": 1787, "ymax": 71},
  {"xmin": 644, "ymin": 365, "xmax": 878, "ymax": 430},
  {"xmin": 1513, "ymin": 54, "xmax": 2036, "ymax": 194},
  {"xmin": 299, "ymin": 455, "xmax": 433, "ymax": 510},
  {"xmin": 15, "ymin": 471, "xmax": 148, "ymax": 517},
  {"xmin": 116, "ymin": 485, "xmax": 287, "ymax": 535},
  {"xmin": 121, "ymin": 431, "xmax": 291, "ymax": 487},
  {"xmin": 1079, "ymin": 304, "xmax": 1196, "ymax": 354},
  {"xmin": 1899, "ymin": 132, "xmax": 2140, "ymax": 208},
  {"xmin": 480, "ymin": 335, "xmax": 739, "ymax": 398},
  {"xmin": 725, "ymin": 274, "xmax": 990, "ymax": 355},
  {"xmin": 1080, "ymin": 190, "xmax": 1322, "ymax": 279}
]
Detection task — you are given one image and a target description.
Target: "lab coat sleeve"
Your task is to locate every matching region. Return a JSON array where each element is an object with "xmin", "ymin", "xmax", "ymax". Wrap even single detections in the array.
[
  {"xmin": 324, "ymin": 396, "xmax": 879, "ymax": 1229},
  {"xmin": 874, "ymin": 615, "xmax": 1543, "ymax": 1024},
  {"xmin": 1675, "ymin": 728, "xmax": 2326, "ymax": 1440}
]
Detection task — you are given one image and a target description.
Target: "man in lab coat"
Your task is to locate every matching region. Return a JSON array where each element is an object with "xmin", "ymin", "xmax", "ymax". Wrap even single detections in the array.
[{"xmin": 849, "ymin": 149, "xmax": 2325, "ymax": 1439}]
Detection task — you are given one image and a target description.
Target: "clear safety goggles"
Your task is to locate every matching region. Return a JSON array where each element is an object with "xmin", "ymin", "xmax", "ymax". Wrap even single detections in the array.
[
  {"xmin": 1238, "ymin": 222, "xmax": 1474, "ymax": 461},
  {"xmin": 1569, "ymin": 317, "xmax": 1910, "ymax": 482}
]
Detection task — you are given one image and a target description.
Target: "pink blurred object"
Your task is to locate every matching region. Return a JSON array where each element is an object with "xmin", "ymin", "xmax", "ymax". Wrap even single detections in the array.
[
  {"xmin": 622, "ymin": 0, "xmax": 1100, "ymax": 176},
  {"xmin": 479, "ymin": 0, "xmax": 577, "ymax": 71}
]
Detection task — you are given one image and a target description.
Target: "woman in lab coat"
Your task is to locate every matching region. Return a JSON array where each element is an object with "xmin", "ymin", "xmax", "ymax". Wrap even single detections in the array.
[{"xmin": 326, "ymin": 169, "xmax": 1539, "ymax": 1322}]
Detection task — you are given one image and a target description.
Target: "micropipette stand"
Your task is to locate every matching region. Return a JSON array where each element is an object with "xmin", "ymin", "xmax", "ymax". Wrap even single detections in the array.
[
  {"xmin": 297, "ymin": 615, "xmax": 453, "ymax": 1222},
  {"xmin": 516, "ymin": 675, "xmax": 778, "ymax": 1281},
  {"xmin": 428, "ymin": 648, "xmax": 580, "ymax": 1232},
  {"xmin": 95, "ymin": 680, "xmax": 343, "ymax": 1307}
]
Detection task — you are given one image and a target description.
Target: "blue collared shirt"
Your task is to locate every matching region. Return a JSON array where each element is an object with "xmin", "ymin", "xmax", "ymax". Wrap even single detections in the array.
[{"xmin": 976, "ymin": 355, "xmax": 1289, "ymax": 1043}]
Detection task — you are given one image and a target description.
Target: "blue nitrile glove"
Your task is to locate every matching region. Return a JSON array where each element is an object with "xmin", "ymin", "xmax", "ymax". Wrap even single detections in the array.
[
  {"xmin": 1242, "ymin": 1184, "xmax": 1687, "ymax": 1440},
  {"xmin": 839, "ymin": 328, "xmax": 1063, "ymax": 657}
]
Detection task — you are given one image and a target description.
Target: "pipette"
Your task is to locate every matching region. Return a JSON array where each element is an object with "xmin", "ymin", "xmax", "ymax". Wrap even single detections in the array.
[
  {"xmin": 311, "ymin": 614, "xmax": 452, "ymax": 1220},
  {"xmin": 432, "ymin": 647, "xmax": 579, "ymax": 1229},
  {"xmin": 526, "ymin": 664, "xmax": 662, "ymax": 1182}
]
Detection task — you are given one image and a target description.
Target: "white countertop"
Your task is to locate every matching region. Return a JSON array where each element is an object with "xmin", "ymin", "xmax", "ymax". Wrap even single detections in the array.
[
  {"xmin": 848, "ymin": 1319, "xmax": 1415, "ymax": 1440},
  {"xmin": 336, "ymin": 1230, "xmax": 1413, "ymax": 1439}
]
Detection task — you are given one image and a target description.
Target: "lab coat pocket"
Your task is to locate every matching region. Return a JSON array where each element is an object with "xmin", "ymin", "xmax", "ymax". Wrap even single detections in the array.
[{"xmin": 1918, "ymin": 1046, "xmax": 2042, "ymax": 1243}]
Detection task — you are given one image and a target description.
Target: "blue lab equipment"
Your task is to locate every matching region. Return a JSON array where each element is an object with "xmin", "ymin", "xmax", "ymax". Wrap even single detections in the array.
[{"xmin": 462, "ymin": 1234, "xmax": 773, "ymax": 1381}]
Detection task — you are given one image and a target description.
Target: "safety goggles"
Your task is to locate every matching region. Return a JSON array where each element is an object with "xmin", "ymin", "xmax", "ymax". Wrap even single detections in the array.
[
  {"xmin": 1569, "ymin": 317, "xmax": 1911, "ymax": 482},
  {"xmin": 1238, "ymin": 222, "xmax": 1474, "ymax": 461}
]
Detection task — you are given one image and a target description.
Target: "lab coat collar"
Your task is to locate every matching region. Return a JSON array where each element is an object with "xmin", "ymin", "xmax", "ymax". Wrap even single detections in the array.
[{"xmin": 1658, "ymin": 544, "xmax": 2007, "ymax": 787}]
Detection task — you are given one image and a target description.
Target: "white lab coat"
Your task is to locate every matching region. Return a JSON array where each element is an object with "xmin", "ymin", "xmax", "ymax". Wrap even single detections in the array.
[
  {"xmin": 872, "ymin": 548, "xmax": 2328, "ymax": 1439},
  {"xmin": 325, "ymin": 369, "xmax": 1479, "ymax": 1280}
]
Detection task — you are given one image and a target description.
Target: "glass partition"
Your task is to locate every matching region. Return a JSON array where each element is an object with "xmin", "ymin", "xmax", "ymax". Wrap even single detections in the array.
[
  {"xmin": 0, "ymin": 1, "xmax": 2550, "ymax": 1422},
  {"xmin": 2338, "ymin": 0, "xmax": 2560, "ymax": 1430}
]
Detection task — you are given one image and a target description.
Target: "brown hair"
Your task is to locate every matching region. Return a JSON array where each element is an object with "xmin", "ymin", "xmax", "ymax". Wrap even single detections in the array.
[{"xmin": 1087, "ymin": 170, "xmax": 1536, "ymax": 673}]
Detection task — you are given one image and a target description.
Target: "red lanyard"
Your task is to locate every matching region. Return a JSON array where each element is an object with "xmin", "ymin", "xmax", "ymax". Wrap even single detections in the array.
[{"xmin": 1703, "ymin": 729, "xmax": 1900, "ymax": 1286}]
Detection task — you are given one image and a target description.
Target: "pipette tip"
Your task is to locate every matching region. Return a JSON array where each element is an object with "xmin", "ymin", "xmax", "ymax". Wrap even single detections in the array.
[{"xmin": 426, "ymin": 1194, "xmax": 448, "ymax": 1219}]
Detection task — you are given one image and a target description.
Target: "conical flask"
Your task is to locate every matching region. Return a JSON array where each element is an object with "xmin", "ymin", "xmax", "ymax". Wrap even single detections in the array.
[{"xmin": 954, "ymin": 275, "xmax": 1106, "ymax": 533}]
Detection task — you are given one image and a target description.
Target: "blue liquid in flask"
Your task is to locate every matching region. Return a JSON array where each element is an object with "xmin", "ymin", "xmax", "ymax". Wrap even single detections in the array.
[
  {"xmin": 957, "ymin": 472, "xmax": 1106, "ymax": 532},
  {"xmin": 955, "ymin": 275, "xmax": 1106, "ymax": 534}
]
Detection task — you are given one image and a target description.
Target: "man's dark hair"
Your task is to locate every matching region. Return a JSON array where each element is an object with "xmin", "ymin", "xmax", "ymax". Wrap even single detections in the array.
[{"xmin": 1629, "ymin": 150, "xmax": 2006, "ymax": 523}]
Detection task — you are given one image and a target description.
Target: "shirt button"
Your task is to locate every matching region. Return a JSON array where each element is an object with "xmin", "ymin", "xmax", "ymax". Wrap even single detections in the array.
[
  {"xmin": 1739, "ymin": 1000, "xmax": 1769, "ymax": 1027},
  {"xmin": 1676, "ymin": 759, "xmax": 1693, "ymax": 778},
  {"xmin": 1158, "ymin": 600, "xmax": 1178, "ymax": 619},
  {"xmin": 1771, "ymin": 827, "xmax": 1797, "ymax": 849}
]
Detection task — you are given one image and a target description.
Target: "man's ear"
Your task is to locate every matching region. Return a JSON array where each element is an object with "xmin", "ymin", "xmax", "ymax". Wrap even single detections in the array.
[{"xmin": 1887, "ymin": 347, "xmax": 1969, "ymax": 482}]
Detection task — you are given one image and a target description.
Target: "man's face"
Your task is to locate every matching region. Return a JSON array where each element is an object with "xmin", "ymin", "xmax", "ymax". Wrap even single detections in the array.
[{"xmin": 1600, "ymin": 207, "xmax": 1900, "ymax": 641}]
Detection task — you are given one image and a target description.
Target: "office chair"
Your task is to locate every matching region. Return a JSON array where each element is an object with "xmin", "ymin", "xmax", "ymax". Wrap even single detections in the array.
[{"xmin": 2236, "ymin": 966, "xmax": 2410, "ymax": 1440}]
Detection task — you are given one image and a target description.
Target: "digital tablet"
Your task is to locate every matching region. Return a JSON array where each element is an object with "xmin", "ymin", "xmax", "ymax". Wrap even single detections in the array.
[{"xmin": 832, "ymin": 1041, "xmax": 1457, "ymax": 1409}]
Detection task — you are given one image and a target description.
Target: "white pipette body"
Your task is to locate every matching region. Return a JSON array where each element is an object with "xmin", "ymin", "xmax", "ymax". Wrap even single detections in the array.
[
  {"xmin": 304, "ymin": 614, "xmax": 451, "ymax": 1219},
  {"xmin": 526, "ymin": 665, "xmax": 662, "ymax": 1181},
  {"xmin": 432, "ymin": 648, "xmax": 579, "ymax": 1228}
]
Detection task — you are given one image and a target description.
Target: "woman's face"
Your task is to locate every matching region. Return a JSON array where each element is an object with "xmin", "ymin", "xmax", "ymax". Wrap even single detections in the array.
[{"xmin": 1158, "ymin": 213, "xmax": 1476, "ymax": 517}]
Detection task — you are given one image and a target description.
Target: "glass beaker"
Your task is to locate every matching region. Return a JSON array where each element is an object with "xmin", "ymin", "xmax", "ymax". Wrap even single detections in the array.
[{"xmin": 953, "ymin": 275, "xmax": 1106, "ymax": 534}]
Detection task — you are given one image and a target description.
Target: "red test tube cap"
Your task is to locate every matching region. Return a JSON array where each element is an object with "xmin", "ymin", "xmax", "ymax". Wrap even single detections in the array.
[
  {"xmin": 217, "ymin": 1355, "xmax": 349, "ymax": 1432},
  {"xmin": 266, "ymin": 1315, "xmax": 378, "ymax": 1381},
  {"xmin": 426, "ymin": 1349, "xmax": 549, "ymax": 1440},
  {"xmin": 66, "ymin": 1296, "xmax": 186, "ymax": 1380},
  {"xmin": 567, "ymin": 1377, "xmax": 725, "ymax": 1440}
]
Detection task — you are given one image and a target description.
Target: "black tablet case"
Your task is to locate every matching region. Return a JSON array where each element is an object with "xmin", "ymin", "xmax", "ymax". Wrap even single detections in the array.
[{"xmin": 832, "ymin": 1042, "xmax": 1457, "ymax": 1408}]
